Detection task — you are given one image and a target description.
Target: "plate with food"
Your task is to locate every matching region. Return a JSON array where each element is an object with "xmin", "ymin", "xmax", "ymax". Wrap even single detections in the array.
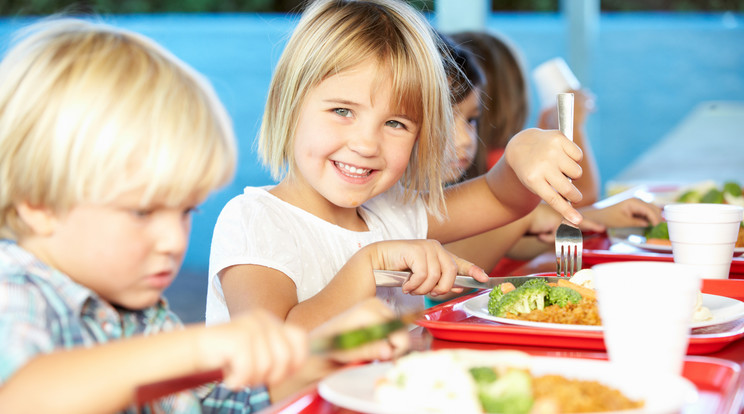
[
  {"xmin": 318, "ymin": 349, "xmax": 698, "ymax": 414},
  {"xmin": 608, "ymin": 225, "xmax": 744, "ymax": 256},
  {"xmin": 460, "ymin": 269, "xmax": 744, "ymax": 331}
]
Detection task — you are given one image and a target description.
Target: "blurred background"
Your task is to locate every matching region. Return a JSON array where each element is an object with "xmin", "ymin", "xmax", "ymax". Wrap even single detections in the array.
[{"xmin": 1, "ymin": 1, "xmax": 742, "ymax": 322}]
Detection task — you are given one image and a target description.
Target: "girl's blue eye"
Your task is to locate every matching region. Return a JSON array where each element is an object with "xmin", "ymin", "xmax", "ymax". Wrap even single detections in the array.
[{"xmin": 334, "ymin": 108, "xmax": 351, "ymax": 117}]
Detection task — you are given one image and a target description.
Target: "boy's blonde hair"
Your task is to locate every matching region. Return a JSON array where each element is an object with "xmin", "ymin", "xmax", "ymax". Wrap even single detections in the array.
[
  {"xmin": 0, "ymin": 18, "xmax": 237, "ymax": 239},
  {"xmin": 258, "ymin": 0, "xmax": 454, "ymax": 218}
]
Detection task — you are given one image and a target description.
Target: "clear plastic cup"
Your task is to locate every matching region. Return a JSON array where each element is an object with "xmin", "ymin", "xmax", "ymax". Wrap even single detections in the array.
[{"xmin": 663, "ymin": 203, "xmax": 744, "ymax": 279}]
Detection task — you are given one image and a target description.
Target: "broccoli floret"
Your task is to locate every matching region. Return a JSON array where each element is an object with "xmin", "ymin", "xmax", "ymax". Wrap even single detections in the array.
[
  {"xmin": 723, "ymin": 181, "xmax": 743, "ymax": 198},
  {"xmin": 701, "ymin": 188, "xmax": 724, "ymax": 204},
  {"xmin": 469, "ymin": 366, "xmax": 499, "ymax": 384},
  {"xmin": 547, "ymin": 286, "xmax": 582, "ymax": 307},
  {"xmin": 644, "ymin": 222, "xmax": 669, "ymax": 240},
  {"xmin": 488, "ymin": 280, "xmax": 550, "ymax": 317},
  {"xmin": 475, "ymin": 368, "xmax": 533, "ymax": 414},
  {"xmin": 676, "ymin": 190, "xmax": 701, "ymax": 203},
  {"xmin": 520, "ymin": 278, "xmax": 550, "ymax": 289},
  {"xmin": 489, "ymin": 284, "xmax": 506, "ymax": 303}
]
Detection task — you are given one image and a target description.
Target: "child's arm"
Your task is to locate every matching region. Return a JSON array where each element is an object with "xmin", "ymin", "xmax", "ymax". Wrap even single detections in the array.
[
  {"xmin": 0, "ymin": 311, "xmax": 307, "ymax": 414},
  {"xmin": 431, "ymin": 128, "xmax": 584, "ymax": 244},
  {"xmin": 220, "ymin": 239, "xmax": 488, "ymax": 331}
]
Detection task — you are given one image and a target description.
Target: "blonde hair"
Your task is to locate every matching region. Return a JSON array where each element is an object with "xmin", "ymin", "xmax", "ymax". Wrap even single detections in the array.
[
  {"xmin": 258, "ymin": 0, "xmax": 454, "ymax": 218},
  {"xmin": 0, "ymin": 18, "xmax": 237, "ymax": 239},
  {"xmin": 450, "ymin": 31, "xmax": 529, "ymax": 178}
]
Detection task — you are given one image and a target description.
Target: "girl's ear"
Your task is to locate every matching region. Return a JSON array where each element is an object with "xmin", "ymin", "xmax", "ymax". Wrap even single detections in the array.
[{"xmin": 15, "ymin": 202, "xmax": 58, "ymax": 236}]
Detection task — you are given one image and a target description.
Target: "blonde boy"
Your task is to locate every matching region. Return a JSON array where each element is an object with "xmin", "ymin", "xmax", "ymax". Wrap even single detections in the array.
[{"xmin": 0, "ymin": 18, "xmax": 311, "ymax": 413}]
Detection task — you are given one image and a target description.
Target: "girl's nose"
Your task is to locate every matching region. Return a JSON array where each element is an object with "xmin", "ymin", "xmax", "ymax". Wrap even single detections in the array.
[{"xmin": 347, "ymin": 124, "xmax": 381, "ymax": 157}]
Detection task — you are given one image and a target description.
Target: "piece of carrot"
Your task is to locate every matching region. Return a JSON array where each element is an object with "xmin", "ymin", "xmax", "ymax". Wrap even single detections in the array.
[
  {"xmin": 557, "ymin": 279, "xmax": 596, "ymax": 300},
  {"xmin": 500, "ymin": 282, "xmax": 516, "ymax": 294}
]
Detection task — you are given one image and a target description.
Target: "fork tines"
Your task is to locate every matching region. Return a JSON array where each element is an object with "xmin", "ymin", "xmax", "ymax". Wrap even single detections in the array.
[{"xmin": 555, "ymin": 226, "xmax": 583, "ymax": 277}]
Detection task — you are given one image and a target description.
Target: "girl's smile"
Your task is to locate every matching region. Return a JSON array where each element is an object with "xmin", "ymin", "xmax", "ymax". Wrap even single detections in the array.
[{"xmin": 272, "ymin": 58, "xmax": 420, "ymax": 227}]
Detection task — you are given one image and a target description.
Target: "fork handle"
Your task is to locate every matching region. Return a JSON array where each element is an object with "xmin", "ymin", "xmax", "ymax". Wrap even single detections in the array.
[{"xmin": 557, "ymin": 93, "xmax": 574, "ymax": 142}]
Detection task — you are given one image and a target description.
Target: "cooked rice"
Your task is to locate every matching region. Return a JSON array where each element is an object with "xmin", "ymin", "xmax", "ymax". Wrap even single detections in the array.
[
  {"xmin": 504, "ymin": 298, "xmax": 602, "ymax": 325},
  {"xmin": 533, "ymin": 375, "xmax": 644, "ymax": 412}
]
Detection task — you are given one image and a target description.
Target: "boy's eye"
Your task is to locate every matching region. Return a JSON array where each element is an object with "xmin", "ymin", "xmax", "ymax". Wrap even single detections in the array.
[
  {"xmin": 333, "ymin": 108, "xmax": 352, "ymax": 117},
  {"xmin": 131, "ymin": 209, "xmax": 153, "ymax": 218},
  {"xmin": 183, "ymin": 207, "xmax": 199, "ymax": 217}
]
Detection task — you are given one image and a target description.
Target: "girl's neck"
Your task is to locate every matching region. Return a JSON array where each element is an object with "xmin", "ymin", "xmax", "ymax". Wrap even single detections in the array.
[{"xmin": 270, "ymin": 180, "xmax": 369, "ymax": 232}]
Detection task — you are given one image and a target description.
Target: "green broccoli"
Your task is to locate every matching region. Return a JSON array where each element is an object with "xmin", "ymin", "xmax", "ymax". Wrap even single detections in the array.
[
  {"xmin": 676, "ymin": 190, "xmax": 701, "ymax": 203},
  {"xmin": 489, "ymin": 284, "xmax": 506, "ymax": 303},
  {"xmin": 701, "ymin": 188, "xmax": 724, "ymax": 204},
  {"xmin": 644, "ymin": 222, "xmax": 669, "ymax": 240},
  {"xmin": 469, "ymin": 366, "xmax": 499, "ymax": 384},
  {"xmin": 723, "ymin": 181, "xmax": 743, "ymax": 198},
  {"xmin": 474, "ymin": 368, "xmax": 533, "ymax": 414},
  {"xmin": 488, "ymin": 279, "xmax": 550, "ymax": 317},
  {"xmin": 547, "ymin": 285, "xmax": 582, "ymax": 307}
]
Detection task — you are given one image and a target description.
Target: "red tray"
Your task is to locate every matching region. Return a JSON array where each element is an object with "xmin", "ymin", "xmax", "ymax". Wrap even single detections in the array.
[
  {"xmin": 416, "ymin": 278, "xmax": 744, "ymax": 355},
  {"xmin": 265, "ymin": 355, "xmax": 743, "ymax": 414}
]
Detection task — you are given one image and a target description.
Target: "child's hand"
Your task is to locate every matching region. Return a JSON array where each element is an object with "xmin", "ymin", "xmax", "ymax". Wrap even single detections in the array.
[
  {"xmin": 369, "ymin": 239, "xmax": 489, "ymax": 296},
  {"xmin": 311, "ymin": 297, "xmax": 410, "ymax": 363},
  {"xmin": 504, "ymin": 128, "xmax": 584, "ymax": 224},
  {"xmin": 583, "ymin": 197, "xmax": 663, "ymax": 228},
  {"xmin": 526, "ymin": 204, "xmax": 606, "ymax": 243},
  {"xmin": 199, "ymin": 310, "xmax": 308, "ymax": 389}
]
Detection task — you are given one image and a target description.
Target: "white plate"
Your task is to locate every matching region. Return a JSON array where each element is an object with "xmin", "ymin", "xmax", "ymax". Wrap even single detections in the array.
[
  {"xmin": 318, "ymin": 355, "xmax": 698, "ymax": 414},
  {"xmin": 461, "ymin": 292, "xmax": 744, "ymax": 331},
  {"xmin": 607, "ymin": 226, "xmax": 744, "ymax": 256}
]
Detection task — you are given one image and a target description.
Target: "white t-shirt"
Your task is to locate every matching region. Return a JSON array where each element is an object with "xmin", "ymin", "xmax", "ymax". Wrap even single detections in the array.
[{"xmin": 206, "ymin": 185, "xmax": 428, "ymax": 325}]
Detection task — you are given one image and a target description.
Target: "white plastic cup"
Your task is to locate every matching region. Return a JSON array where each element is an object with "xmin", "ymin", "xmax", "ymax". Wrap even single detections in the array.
[
  {"xmin": 663, "ymin": 203, "xmax": 744, "ymax": 279},
  {"xmin": 532, "ymin": 57, "xmax": 581, "ymax": 110},
  {"xmin": 593, "ymin": 261, "xmax": 701, "ymax": 377}
]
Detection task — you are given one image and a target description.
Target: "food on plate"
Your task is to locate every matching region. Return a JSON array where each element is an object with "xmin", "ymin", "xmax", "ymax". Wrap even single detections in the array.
[
  {"xmin": 644, "ymin": 222, "xmax": 672, "ymax": 246},
  {"xmin": 674, "ymin": 180, "xmax": 744, "ymax": 205},
  {"xmin": 568, "ymin": 268, "xmax": 594, "ymax": 289},
  {"xmin": 487, "ymin": 269, "xmax": 712, "ymax": 324},
  {"xmin": 487, "ymin": 275, "xmax": 600, "ymax": 325},
  {"xmin": 693, "ymin": 291, "xmax": 713, "ymax": 322},
  {"xmin": 374, "ymin": 349, "xmax": 644, "ymax": 414}
]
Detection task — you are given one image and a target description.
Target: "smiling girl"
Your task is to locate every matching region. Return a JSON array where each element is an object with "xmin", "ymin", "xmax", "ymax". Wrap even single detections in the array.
[{"xmin": 207, "ymin": 0, "xmax": 586, "ymax": 330}]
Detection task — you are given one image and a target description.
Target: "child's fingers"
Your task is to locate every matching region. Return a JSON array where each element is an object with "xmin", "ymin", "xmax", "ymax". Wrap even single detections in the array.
[{"xmin": 454, "ymin": 256, "xmax": 489, "ymax": 282}]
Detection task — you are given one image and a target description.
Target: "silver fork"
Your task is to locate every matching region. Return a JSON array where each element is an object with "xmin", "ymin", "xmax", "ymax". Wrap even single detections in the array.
[{"xmin": 555, "ymin": 93, "xmax": 583, "ymax": 277}]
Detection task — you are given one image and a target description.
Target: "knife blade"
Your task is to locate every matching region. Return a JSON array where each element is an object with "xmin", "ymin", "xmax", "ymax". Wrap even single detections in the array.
[{"xmin": 374, "ymin": 270, "xmax": 563, "ymax": 290}]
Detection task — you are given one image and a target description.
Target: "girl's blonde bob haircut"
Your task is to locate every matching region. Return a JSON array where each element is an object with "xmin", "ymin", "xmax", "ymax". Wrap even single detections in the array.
[
  {"xmin": 0, "ymin": 18, "xmax": 237, "ymax": 239},
  {"xmin": 258, "ymin": 0, "xmax": 454, "ymax": 218}
]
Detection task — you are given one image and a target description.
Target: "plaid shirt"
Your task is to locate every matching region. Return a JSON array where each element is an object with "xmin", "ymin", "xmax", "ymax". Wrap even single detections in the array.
[{"xmin": 0, "ymin": 240, "xmax": 270, "ymax": 413}]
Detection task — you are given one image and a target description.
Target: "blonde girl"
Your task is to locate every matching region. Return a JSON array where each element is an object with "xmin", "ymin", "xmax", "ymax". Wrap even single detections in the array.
[{"xmin": 207, "ymin": 0, "xmax": 584, "ymax": 330}]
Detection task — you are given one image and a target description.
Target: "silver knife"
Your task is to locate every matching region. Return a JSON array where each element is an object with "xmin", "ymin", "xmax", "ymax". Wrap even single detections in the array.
[{"xmin": 374, "ymin": 270, "xmax": 562, "ymax": 290}]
